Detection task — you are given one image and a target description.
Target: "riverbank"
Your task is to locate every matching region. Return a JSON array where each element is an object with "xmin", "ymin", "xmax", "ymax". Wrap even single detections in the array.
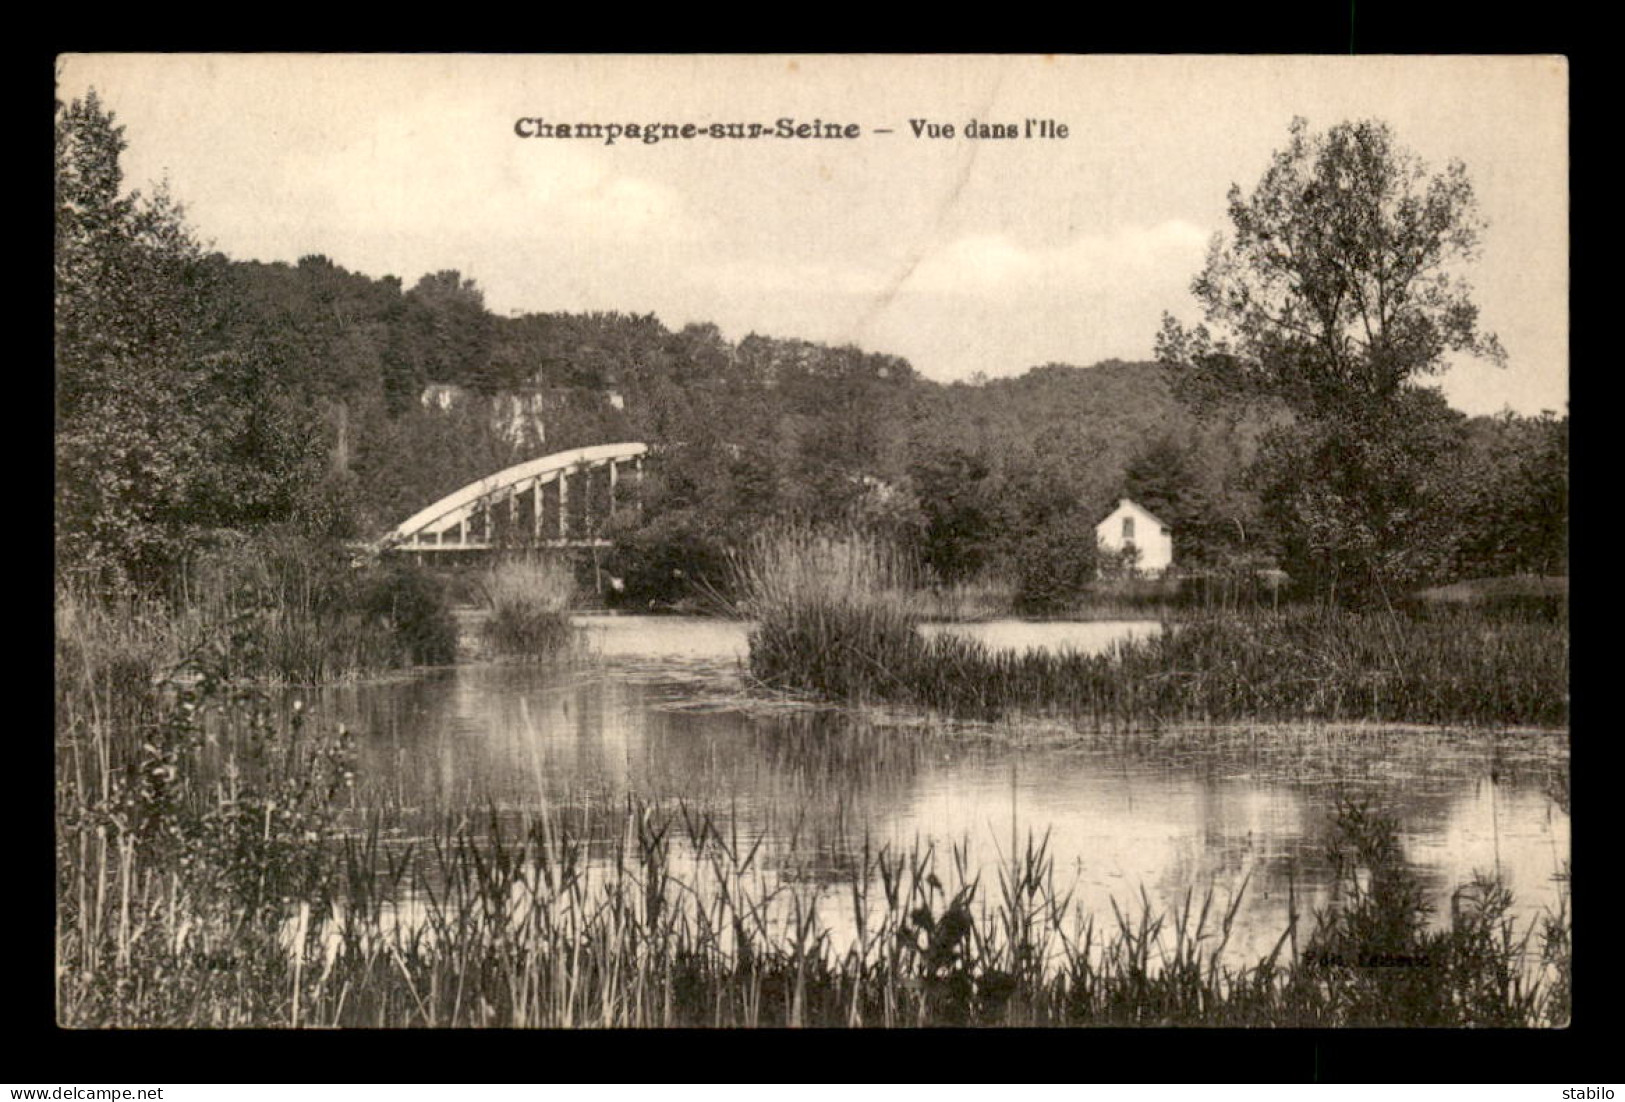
[
  {"xmin": 55, "ymin": 541, "xmax": 1570, "ymax": 1028},
  {"xmin": 736, "ymin": 532, "xmax": 1567, "ymax": 730},
  {"xmin": 55, "ymin": 594, "xmax": 1570, "ymax": 1028}
]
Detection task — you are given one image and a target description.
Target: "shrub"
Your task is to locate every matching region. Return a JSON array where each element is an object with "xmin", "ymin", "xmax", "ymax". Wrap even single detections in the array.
[
  {"xmin": 1013, "ymin": 512, "xmax": 1100, "ymax": 613},
  {"xmin": 606, "ymin": 509, "xmax": 732, "ymax": 609},
  {"xmin": 358, "ymin": 562, "xmax": 457, "ymax": 666}
]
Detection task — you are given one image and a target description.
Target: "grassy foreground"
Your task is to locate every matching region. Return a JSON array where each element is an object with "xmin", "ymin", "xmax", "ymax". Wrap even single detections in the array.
[
  {"xmin": 54, "ymin": 529, "xmax": 1568, "ymax": 1028},
  {"xmin": 56, "ymin": 637, "xmax": 1569, "ymax": 1028},
  {"xmin": 738, "ymin": 529, "xmax": 1568, "ymax": 729}
]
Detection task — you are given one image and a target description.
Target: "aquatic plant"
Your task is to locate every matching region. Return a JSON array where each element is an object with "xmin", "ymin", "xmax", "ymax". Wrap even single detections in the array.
[
  {"xmin": 54, "ymin": 554, "xmax": 1570, "ymax": 1029},
  {"xmin": 733, "ymin": 526, "xmax": 925, "ymax": 700},
  {"xmin": 57, "ymin": 748, "xmax": 1571, "ymax": 1026}
]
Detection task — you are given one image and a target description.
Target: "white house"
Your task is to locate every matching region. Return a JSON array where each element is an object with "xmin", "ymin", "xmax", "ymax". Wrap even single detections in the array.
[{"xmin": 1096, "ymin": 498, "xmax": 1174, "ymax": 577}]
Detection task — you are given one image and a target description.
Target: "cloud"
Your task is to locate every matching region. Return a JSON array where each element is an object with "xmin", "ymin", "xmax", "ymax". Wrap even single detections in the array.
[
  {"xmin": 214, "ymin": 105, "xmax": 695, "ymax": 269},
  {"xmin": 695, "ymin": 258, "xmax": 890, "ymax": 298},
  {"xmin": 691, "ymin": 220, "xmax": 1209, "ymax": 320},
  {"xmin": 900, "ymin": 221, "xmax": 1209, "ymax": 297}
]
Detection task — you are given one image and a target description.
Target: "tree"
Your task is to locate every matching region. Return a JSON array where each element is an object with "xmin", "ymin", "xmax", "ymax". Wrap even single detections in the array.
[
  {"xmin": 57, "ymin": 90, "xmax": 220, "ymax": 589},
  {"xmin": 1120, "ymin": 420, "xmax": 1276, "ymax": 572},
  {"xmin": 1158, "ymin": 117, "xmax": 1504, "ymax": 420},
  {"xmin": 1156, "ymin": 118, "xmax": 1506, "ymax": 601},
  {"xmin": 1121, "ymin": 434, "xmax": 1210, "ymax": 554},
  {"xmin": 907, "ymin": 445, "xmax": 1000, "ymax": 584},
  {"xmin": 1446, "ymin": 409, "xmax": 1568, "ymax": 579},
  {"xmin": 56, "ymin": 91, "xmax": 325, "ymax": 592},
  {"xmin": 387, "ymin": 271, "xmax": 493, "ymax": 405},
  {"xmin": 1253, "ymin": 388, "xmax": 1468, "ymax": 596},
  {"xmin": 1012, "ymin": 509, "xmax": 1099, "ymax": 612}
]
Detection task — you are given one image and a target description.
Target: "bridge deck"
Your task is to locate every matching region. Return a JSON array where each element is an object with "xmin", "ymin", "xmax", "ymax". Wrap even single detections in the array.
[{"xmin": 389, "ymin": 538, "xmax": 615, "ymax": 551}]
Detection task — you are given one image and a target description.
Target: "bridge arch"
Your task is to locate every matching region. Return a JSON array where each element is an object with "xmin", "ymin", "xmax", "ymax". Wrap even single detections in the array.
[{"xmin": 378, "ymin": 442, "xmax": 648, "ymax": 554}]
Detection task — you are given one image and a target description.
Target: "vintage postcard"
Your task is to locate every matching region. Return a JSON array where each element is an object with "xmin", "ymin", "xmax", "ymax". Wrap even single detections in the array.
[{"xmin": 54, "ymin": 54, "xmax": 1567, "ymax": 1031}]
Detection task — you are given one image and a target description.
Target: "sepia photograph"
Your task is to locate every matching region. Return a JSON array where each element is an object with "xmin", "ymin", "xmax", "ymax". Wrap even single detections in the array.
[{"xmin": 54, "ymin": 53, "xmax": 1568, "ymax": 1029}]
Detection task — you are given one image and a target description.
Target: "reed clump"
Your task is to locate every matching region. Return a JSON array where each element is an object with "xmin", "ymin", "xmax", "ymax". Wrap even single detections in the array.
[
  {"xmin": 733, "ymin": 526, "xmax": 925, "ymax": 700},
  {"xmin": 907, "ymin": 606, "xmax": 1566, "ymax": 728},
  {"xmin": 56, "ymin": 586, "xmax": 172, "ymax": 736},
  {"xmin": 58, "ymin": 553, "xmax": 453, "ymax": 739},
  {"xmin": 477, "ymin": 555, "xmax": 578, "ymax": 658}
]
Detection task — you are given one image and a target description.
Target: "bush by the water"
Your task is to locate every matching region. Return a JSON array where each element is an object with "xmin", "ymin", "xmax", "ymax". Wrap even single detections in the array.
[
  {"xmin": 357, "ymin": 562, "xmax": 459, "ymax": 666},
  {"xmin": 734, "ymin": 526, "xmax": 924, "ymax": 698},
  {"xmin": 605, "ymin": 509, "xmax": 733, "ymax": 610},
  {"xmin": 1012, "ymin": 510, "xmax": 1101, "ymax": 613},
  {"xmin": 478, "ymin": 555, "xmax": 577, "ymax": 657},
  {"xmin": 175, "ymin": 531, "xmax": 456, "ymax": 681}
]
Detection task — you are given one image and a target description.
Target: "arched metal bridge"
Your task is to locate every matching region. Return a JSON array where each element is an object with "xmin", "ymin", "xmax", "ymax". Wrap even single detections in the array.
[{"xmin": 377, "ymin": 442, "xmax": 648, "ymax": 555}]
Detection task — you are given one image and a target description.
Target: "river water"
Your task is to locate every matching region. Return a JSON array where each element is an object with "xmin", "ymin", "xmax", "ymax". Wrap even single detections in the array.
[{"xmin": 317, "ymin": 614, "xmax": 1569, "ymax": 966}]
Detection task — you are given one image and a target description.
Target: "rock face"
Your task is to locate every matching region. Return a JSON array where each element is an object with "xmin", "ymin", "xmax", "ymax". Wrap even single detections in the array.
[
  {"xmin": 420, "ymin": 383, "xmax": 468, "ymax": 411},
  {"xmin": 419, "ymin": 384, "xmax": 552, "ymax": 447},
  {"xmin": 491, "ymin": 391, "xmax": 549, "ymax": 446}
]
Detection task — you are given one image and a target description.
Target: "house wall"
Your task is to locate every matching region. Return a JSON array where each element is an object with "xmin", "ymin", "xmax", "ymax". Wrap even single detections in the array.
[{"xmin": 1095, "ymin": 500, "xmax": 1174, "ymax": 576}]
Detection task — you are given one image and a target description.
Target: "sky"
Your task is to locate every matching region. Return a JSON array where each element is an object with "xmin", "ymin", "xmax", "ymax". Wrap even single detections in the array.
[{"xmin": 57, "ymin": 54, "xmax": 1568, "ymax": 416}]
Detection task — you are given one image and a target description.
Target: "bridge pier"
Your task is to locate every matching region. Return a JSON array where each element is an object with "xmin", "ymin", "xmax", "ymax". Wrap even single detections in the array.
[{"xmin": 558, "ymin": 465, "xmax": 570, "ymax": 540}]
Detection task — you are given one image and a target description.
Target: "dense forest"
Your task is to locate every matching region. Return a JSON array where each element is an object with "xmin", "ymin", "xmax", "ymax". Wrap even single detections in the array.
[{"xmin": 56, "ymin": 91, "xmax": 1567, "ymax": 607}]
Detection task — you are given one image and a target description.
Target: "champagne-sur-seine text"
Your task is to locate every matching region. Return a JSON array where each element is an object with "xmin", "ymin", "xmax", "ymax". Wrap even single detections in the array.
[{"xmin": 514, "ymin": 118, "xmax": 862, "ymax": 144}]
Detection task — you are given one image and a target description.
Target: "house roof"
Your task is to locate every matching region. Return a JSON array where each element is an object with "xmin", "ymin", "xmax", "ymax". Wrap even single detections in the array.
[{"xmin": 1098, "ymin": 498, "xmax": 1171, "ymax": 531}]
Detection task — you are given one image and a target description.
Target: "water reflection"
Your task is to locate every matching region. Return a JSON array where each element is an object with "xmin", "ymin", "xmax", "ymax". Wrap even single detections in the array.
[{"xmin": 318, "ymin": 615, "xmax": 1568, "ymax": 966}]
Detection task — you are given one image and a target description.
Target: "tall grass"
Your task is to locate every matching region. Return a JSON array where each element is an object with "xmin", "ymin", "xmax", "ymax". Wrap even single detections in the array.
[
  {"xmin": 897, "ymin": 606, "xmax": 1568, "ymax": 728},
  {"xmin": 477, "ymin": 555, "xmax": 578, "ymax": 658},
  {"xmin": 733, "ymin": 526, "xmax": 924, "ymax": 699},
  {"xmin": 55, "ymin": 538, "xmax": 458, "ymax": 1007},
  {"xmin": 55, "ymin": 588, "xmax": 174, "ymax": 822}
]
